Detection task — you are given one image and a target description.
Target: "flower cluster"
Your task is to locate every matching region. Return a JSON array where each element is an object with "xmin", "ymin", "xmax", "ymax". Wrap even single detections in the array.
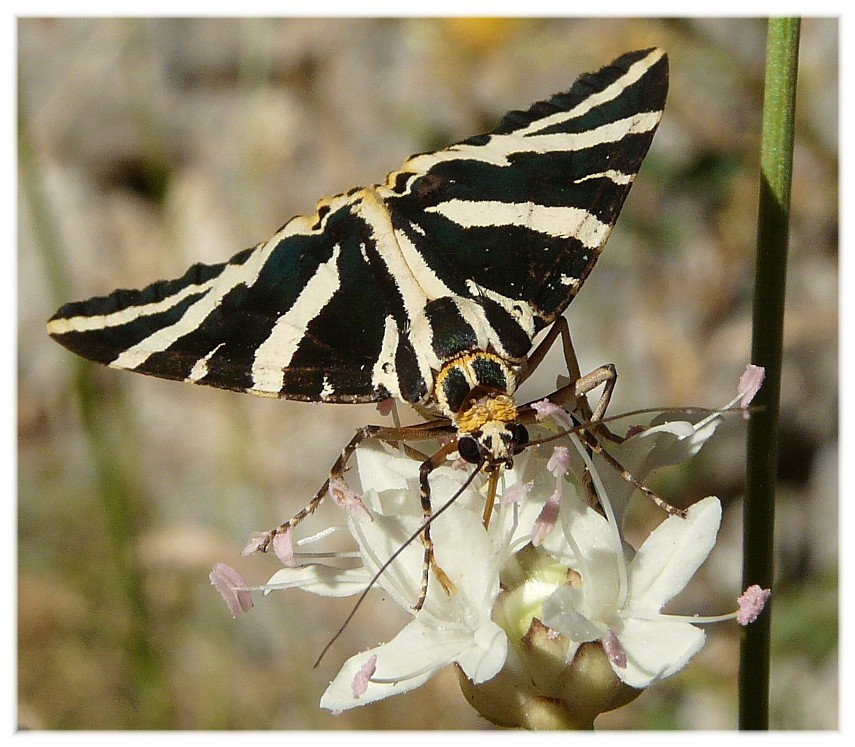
[{"xmin": 211, "ymin": 365, "xmax": 769, "ymax": 728}]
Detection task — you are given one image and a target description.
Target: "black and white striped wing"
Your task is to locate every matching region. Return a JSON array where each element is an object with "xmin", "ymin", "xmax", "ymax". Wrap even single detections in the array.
[
  {"xmin": 48, "ymin": 193, "xmax": 402, "ymax": 404},
  {"xmin": 48, "ymin": 48, "xmax": 668, "ymax": 406},
  {"xmin": 379, "ymin": 47, "xmax": 668, "ymax": 336}
]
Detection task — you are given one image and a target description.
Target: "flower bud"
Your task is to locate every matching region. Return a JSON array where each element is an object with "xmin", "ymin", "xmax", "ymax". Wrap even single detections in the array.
[{"xmin": 457, "ymin": 545, "xmax": 640, "ymax": 729}]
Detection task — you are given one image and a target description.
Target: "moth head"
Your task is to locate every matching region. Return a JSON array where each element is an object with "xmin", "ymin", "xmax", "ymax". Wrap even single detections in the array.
[
  {"xmin": 455, "ymin": 393, "xmax": 528, "ymax": 466},
  {"xmin": 457, "ymin": 420, "xmax": 529, "ymax": 467}
]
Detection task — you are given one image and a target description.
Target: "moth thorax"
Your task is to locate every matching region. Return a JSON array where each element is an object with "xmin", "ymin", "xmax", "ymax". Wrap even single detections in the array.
[{"xmin": 434, "ymin": 351, "xmax": 519, "ymax": 420}]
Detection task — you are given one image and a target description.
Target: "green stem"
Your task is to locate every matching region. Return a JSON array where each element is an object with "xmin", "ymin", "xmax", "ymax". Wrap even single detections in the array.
[{"xmin": 739, "ymin": 18, "xmax": 801, "ymax": 730}]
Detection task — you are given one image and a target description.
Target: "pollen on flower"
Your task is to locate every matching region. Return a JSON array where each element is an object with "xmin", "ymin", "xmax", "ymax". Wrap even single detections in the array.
[
  {"xmin": 329, "ymin": 478, "xmax": 370, "ymax": 521},
  {"xmin": 546, "ymin": 446, "xmax": 571, "ymax": 477},
  {"xmin": 602, "ymin": 629, "xmax": 627, "ymax": 669},
  {"xmin": 532, "ymin": 398, "xmax": 574, "ymax": 429},
  {"xmin": 352, "ymin": 655, "xmax": 378, "ymax": 698},
  {"xmin": 736, "ymin": 584, "xmax": 771, "ymax": 625},
  {"xmin": 738, "ymin": 364, "xmax": 766, "ymax": 417},
  {"xmin": 210, "ymin": 562, "xmax": 253, "ymax": 618},
  {"xmin": 272, "ymin": 527, "xmax": 295, "ymax": 567},
  {"xmin": 241, "ymin": 531, "xmax": 269, "ymax": 557},
  {"xmin": 501, "ymin": 480, "xmax": 533, "ymax": 506},
  {"xmin": 531, "ymin": 489, "xmax": 561, "ymax": 546}
]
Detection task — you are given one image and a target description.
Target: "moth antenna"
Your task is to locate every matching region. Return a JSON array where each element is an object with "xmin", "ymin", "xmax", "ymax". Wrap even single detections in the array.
[
  {"xmin": 522, "ymin": 403, "xmax": 751, "ymax": 518},
  {"xmin": 313, "ymin": 460, "xmax": 484, "ymax": 669},
  {"xmin": 524, "ymin": 404, "xmax": 753, "ymax": 450}
]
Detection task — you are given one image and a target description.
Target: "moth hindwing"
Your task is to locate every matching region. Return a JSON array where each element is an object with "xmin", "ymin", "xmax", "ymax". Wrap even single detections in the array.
[{"xmin": 48, "ymin": 48, "xmax": 668, "ymax": 419}]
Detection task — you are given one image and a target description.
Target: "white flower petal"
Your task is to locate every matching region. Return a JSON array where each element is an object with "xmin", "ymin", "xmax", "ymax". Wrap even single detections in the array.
[
  {"xmin": 349, "ymin": 511, "xmax": 425, "ymax": 611},
  {"xmin": 354, "ymin": 441, "xmax": 421, "ymax": 515},
  {"xmin": 594, "ymin": 418, "xmax": 721, "ymax": 513},
  {"xmin": 544, "ymin": 496, "xmax": 622, "ymax": 600},
  {"xmin": 353, "ymin": 445, "xmax": 503, "ymax": 624},
  {"xmin": 627, "ymin": 496, "xmax": 722, "ymax": 611},
  {"xmin": 455, "ymin": 621, "xmax": 508, "ymax": 683},
  {"xmin": 321, "ymin": 649, "xmax": 434, "ymax": 711},
  {"xmin": 541, "ymin": 585, "xmax": 605, "ymax": 643},
  {"xmin": 265, "ymin": 565, "xmax": 370, "ymax": 597},
  {"xmin": 636, "ymin": 419, "xmax": 698, "ymax": 444},
  {"xmin": 611, "ymin": 419, "xmax": 712, "ymax": 479},
  {"xmin": 355, "ymin": 440, "xmax": 487, "ymax": 518},
  {"xmin": 426, "ymin": 503, "xmax": 498, "ymax": 622},
  {"xmin": 320, "ymin": 617, "xmax": 499, "ymax": 711},
  {"xmin": 614, "ymin": 617, "xmax": 706, "ymax": 688},
  {"xmin": 672, "ymin": 418, "xmax": 721, "ymax": 459}
]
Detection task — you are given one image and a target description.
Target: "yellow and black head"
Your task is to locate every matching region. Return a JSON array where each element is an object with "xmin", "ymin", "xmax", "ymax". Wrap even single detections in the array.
[
  {"xmin": 454, "ymin": 393, "xmax": 529, "ymax": 467},
  {"xmin": 434, "ymin": 351, "xmax": 528, "ymax": 467}
]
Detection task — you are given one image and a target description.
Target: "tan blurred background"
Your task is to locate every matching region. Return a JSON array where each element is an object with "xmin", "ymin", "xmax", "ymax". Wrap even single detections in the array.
[{"xmin": 18, "ymin": 18, "xmax": 837, "ymax": 729}]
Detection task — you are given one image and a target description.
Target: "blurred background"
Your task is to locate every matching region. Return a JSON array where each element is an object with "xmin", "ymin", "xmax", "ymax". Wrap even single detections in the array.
[{"xmin": 17, "ymin": 17, "xmax": 837, "ymax": 730}]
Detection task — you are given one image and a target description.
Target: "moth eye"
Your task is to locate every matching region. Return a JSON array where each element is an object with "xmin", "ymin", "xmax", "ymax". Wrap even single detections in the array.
[
  {"xmin": 511, "ymin": 424, "xmax": 529, "ymax": 454},
  {"xmin": 457, "ymin": 436, "xmax": 481, "ymax": 464}
]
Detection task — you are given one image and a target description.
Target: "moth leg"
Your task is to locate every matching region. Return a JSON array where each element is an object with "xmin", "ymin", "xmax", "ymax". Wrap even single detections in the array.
[
  {"xmin": 559, "ymin": 362, "xmax": 622, "ymax": 441},
  {"xmin": 520, "ymin": 316, "xmax": 622, "ymax": 443},
  {"xmin": 520, "ymin": 321, "xmax": 685, "ymax": 517},
  {"xmin": 520, "ymin": 367, "xmax": 686, "ymax": 517},
  {"xmin": 559, "ymin": 369, "xmax": 616, "ymax": 510},
  {"xmin": 583, "ymin": 434, "xmax": 686, "ymax": 517},
  {"xmin": 414, "ymin": 439, "xmax": 460, "ymax": 611},
  {"xmin": 256, "ymin": 419, "xmax": 455, "ymax": 553},
  {"xmin": 549, "ymin": 362, "xmax": 672, "ymax": 510},
  {"xmin": 519, "ymin": 318, "xmax": 618, "ymax": 506}
]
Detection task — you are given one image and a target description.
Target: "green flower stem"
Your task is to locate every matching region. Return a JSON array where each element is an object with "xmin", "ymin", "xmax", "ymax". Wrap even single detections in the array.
[{"xmin": 739, "ymin": 18, "xmax": 801, "ymax": 730}]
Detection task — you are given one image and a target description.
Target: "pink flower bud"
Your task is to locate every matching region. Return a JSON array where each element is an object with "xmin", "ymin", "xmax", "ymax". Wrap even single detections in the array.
[
  {"xmin": 501, "ymin": 480, "xmax": 533, "ymax": 506},
  {"xmin": 546, "ymin": 446, "xmax": 571, "ymax": 478},
  {"xmin": 241, "ymin": 531, "xmax": 269, "ymax": 557},
  {"xmin": 602, "ymin": 629, "xmax": 627, "ymax": 669},
  {"xmin": 532, "ymin": 399, "xmax": 574, "ymax": 429},
  {"xmin": 532, "ymin": 490, "xmax": 561, "ymax": 546}
]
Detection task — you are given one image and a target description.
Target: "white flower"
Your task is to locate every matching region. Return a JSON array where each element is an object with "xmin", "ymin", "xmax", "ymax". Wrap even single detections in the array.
[
  {"xmin": 213, "ymin": 366, "xmax": 765, "ymax": 724},
  {"xmin": 265, "ymin": 440, "xmax": 545, "ymax": 712},
  {"xmin": 265, "ymin": 398, "xmax": 729, "ymax": 709},
  {"xmin": 539, "ymin": 494, "xmax": 722, "ymax": 688}
]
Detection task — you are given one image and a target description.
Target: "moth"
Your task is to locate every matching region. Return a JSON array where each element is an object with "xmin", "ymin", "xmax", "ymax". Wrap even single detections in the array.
[{"xmin": 48, "ymin": 48, "xmax": 670, "ymax": 608}]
